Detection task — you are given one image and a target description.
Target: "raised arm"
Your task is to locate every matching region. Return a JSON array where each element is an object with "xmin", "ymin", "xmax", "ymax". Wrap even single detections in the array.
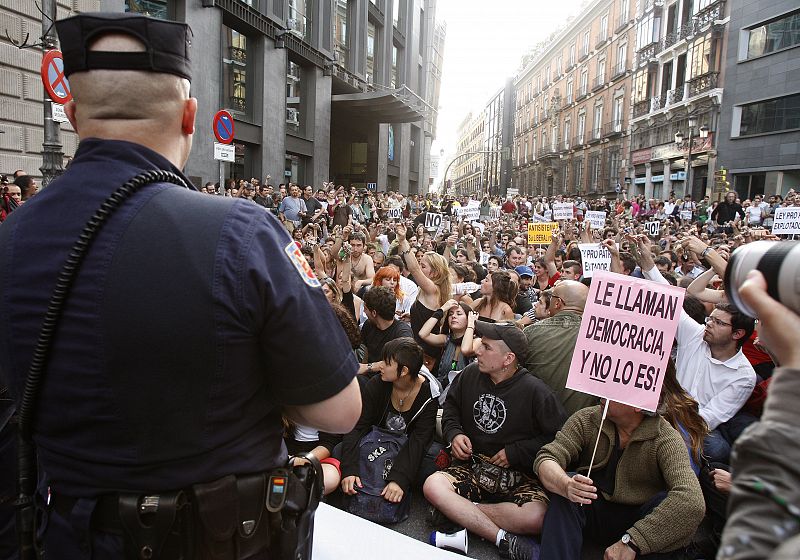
[
  {"xmin": 687, "ymin": 267, "xmax": 726, "ymax": 304},
  {"xmin": 418, "ymin": 300, "xmax": 454, "ymax": 346},
  {"xmin": 396, "ymin": 223, "xmax": 439, "ymax": 299},
  {"xmin": 544, "ymin": 228, "xmax": 561, "ymax": 277}
]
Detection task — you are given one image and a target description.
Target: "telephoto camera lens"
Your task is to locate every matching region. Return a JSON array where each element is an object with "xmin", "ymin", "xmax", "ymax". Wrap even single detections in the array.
[{"xmin": 724, "ymin": 240, "xmax": 800, "ymax": 318}]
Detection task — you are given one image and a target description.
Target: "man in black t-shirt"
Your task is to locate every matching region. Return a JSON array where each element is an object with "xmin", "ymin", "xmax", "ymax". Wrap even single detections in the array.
[{"xmin": 360, "ymin": 287, "xmax": 413, "ymax": 374}]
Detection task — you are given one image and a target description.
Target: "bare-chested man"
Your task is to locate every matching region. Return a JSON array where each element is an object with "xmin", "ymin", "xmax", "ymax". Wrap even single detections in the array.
[{"xmin": 349, "ymin": 232, "xmax": 375, "ymax": 293}]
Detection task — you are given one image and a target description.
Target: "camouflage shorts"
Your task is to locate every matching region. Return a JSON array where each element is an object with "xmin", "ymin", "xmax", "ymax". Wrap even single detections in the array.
[{"xmin": 439, "ymin": 457, "xmax": 548, "ymax": 507}]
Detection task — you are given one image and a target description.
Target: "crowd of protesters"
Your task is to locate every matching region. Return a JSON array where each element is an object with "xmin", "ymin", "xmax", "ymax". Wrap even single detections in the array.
[
  {"xmin": 4, "ymin": 171, "xmax": 799, "ymax": 560},
  {"xmin": 225, "ymin": 176, "xmax": 794, "ymax": 560}
]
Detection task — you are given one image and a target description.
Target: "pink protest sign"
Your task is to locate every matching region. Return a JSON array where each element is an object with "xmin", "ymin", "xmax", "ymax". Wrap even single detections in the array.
[{"xmin": 566, "ymin": 270, "xmax": 684, "ymax": 411}]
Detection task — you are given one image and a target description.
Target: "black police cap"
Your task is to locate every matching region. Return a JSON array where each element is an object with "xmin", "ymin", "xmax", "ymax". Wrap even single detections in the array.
[{"xmin": 55, "ymin": 12, "xmax": 192, "ymax": 81}]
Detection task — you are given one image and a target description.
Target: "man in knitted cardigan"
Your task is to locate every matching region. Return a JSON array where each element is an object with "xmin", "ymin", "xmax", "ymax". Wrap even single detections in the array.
[{"xmin": 535, "ymin": 400, "xmax": 705, "ymax": 559}]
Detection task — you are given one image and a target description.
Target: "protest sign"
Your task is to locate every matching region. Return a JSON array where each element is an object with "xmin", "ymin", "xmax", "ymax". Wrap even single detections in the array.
[
  {"xmin": 643, "ymin": 220, "xmax": 661, "ymax": 237},
  {"xmin": 578, "ymin": 243, "xmax": 614, "ymax": 278},
  {"xmin": 490, "ymin": 207, "xmax": 501, "ymax": 219},
  {"xmin": 680, "ymin": 210, "xmax": 693, "ymax": 222},
  {"xmin": 565, "ymin": 270, "xmax": 684, "ymax": 411},
  {"xmin": 424, "ymin": 212, "xmax": 443, "ymax": 230},
  {"xmin": 553, "ymin": 202, "xmax": 574, "ymax": 221},
  {"xmin": 387, "ymin": 207, "xmax": 402, "ymax": 220},
  {"xmin": 772, "ymin": 207, "xmax": 800, "ymax": 235},
  {"xmin": 585, "ymin": 211, "xmax": 607, "ymax": 230},
  {"xmin": 455, "ymin": 206, "xmax": 480, "ymax": 222},
  {"xmin": 528, "ymin": 222, "xmax": 557, "ymax": 244}
]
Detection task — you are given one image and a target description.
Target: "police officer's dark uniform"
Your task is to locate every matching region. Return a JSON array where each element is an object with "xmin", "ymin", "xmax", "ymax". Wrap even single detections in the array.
[{"xmin": 0, "ymin": 13, "xmax": 357, "ymax": 559}]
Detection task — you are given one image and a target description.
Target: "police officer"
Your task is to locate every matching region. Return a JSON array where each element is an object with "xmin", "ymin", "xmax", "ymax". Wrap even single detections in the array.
[{"xmin": 0, "ymin": 12, "xmax": 360, "ymax": 559}]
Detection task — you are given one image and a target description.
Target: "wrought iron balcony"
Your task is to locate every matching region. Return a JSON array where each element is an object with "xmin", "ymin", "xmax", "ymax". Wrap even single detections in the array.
[
  {"xmin": 577, "ymin": 86, "xmax": 588, "ymax": 101},
  {"xmin": 596, "ymin": 34, "xmax": 609, "ymax": 48},
  {"xmin": 589, "ymin": 128, "xmax": 602, "ymax": 142},
  {"xmin": 615, "ymin": 14, "xmax": 629, "ymax": 32},
  {"xmin": 636, "ymin": 42, "xmax": 658, "ymax": 66},
  {"xmin": 592, "ymin": 75, "xmax": 606, "ymax": 91},
  {"xmin": 229, "ymin": 46, "xmax": 247, "ymax": 64},
  {"xmin": 573, "ymin": 134, "xmax": 586, "ymax": 147},
  {"xmin": 611, "ymin": 62, "xmax": 627, "ymax": 80},
  {"xmin": 694, "ymin": 0, "xmax": 725, "ymax": 29},
  {"xmin": 602, "ymin": 120, "xmax": 624, "ymax": 137},
  {"xmin": 633, "ymin": 99, "xmax": 651, "ymax": 118},
  {"xmin": 688, "ymin": 72, "xmax": 719, "ymax": 97},
  {"xmin": 229, "ymin": 95, "xmax": 247, "ymax": 112},
  {"xmin": 666, "ymin": 86, "xmax": 685, "ymax": 105}
]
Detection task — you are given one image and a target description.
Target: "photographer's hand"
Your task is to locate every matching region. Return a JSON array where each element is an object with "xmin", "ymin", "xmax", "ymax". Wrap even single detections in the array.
[{"xmin": 739, "ymin": 270, "xmax": 800, "ymax": 368}]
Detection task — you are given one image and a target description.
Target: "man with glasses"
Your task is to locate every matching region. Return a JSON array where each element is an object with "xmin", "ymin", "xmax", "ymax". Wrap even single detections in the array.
[{"xmin": 638, "ymin": 238, "xmax": 756, "ymax": 464}]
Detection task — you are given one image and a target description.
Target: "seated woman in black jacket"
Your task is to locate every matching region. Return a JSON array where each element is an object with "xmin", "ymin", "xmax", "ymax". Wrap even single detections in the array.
[{"xmin": 340, "ymin": 337, "xmax": 439, "ymax": 504}]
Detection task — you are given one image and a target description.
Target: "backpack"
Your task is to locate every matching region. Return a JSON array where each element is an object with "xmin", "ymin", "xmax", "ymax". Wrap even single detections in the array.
[{"xmin": 346, "ymin": 426, "xmax": 411, "ymax": 524}]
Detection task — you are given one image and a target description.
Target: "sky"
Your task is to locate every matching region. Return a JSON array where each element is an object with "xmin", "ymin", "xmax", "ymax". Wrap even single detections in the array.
[{"xmin": 431, "ymin": 0, "xmax": 587, "ymax": 182}]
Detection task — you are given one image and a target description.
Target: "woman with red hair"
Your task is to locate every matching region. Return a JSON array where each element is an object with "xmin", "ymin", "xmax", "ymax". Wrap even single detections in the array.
[{"xmin": 372, "ymin": 265, "xmax": 412, "ymax": 318}]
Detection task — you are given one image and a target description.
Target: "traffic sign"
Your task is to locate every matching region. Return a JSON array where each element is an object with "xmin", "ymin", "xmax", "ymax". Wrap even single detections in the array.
[
  {"xmin": 213, "ymin": 110, "xmax": 235, "ymax": 144},
  {"xmin": 41, "ymin": 50, "xmax": 71, "ymax": 104}
]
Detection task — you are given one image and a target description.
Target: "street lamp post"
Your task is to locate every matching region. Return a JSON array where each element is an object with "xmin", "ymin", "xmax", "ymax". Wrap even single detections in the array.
[{"xmin": 674, "ymin": 116, "xmax": 709, "ymax": 199}]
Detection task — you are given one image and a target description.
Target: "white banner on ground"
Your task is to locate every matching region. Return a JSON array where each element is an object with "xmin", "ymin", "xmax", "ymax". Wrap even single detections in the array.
[
  {"xmin": 553, "ymin": 202, "xmax": 574, "ymax": 221},
  {"xmin": 585, "ymin": 211, "xmax": 607, "ymax": 230}
]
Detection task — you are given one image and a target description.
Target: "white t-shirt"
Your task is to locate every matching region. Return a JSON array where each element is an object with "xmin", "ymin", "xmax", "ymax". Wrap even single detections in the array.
[{"xmin": 747, "ymin": 205, "xmax": 764, "ymax": 224}]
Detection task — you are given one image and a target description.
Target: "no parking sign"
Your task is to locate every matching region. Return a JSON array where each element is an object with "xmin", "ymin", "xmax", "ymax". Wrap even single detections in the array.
[
  {"xmin": 213, "ymin": 110, "xmax": 235, "ymax": 144},
  {"xmin": 41, "ymin": 50, "xmax": 71, "ymax": 104}
]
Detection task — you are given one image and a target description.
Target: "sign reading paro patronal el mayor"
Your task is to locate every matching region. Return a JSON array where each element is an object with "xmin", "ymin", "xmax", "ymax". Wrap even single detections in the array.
[{"xmin": 566, "ymin": 271, "xmax": 684, "ymax": 411}]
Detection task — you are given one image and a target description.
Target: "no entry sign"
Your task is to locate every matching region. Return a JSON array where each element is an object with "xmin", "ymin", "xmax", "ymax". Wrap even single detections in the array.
[
  {"xmin": 213, "ymin": 110, "xmax": 235, "ymax": 144},
  {"xmin": 41, "ymin": 50, "xmax": 71, "ymax": 104}
]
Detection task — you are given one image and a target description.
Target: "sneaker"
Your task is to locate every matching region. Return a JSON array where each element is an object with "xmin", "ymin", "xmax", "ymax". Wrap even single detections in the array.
[
  {"xmin": 498, "ymin": 533, "xmax": 540, "ymax": 560},
  {"xmin": 428, "ymin": 506, "xmax": 463, "ymax": 533}
]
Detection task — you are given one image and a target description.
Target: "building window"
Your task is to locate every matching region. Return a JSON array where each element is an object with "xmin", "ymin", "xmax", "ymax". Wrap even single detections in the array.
[
  {"xmin": 125, "ymin": 0, "xmax": 169, "ymax": 18},
  {"xmin": 637, "ymin": 11, "xmax": 660, "ymax": 49},
  {"xmin": 288, "ymin": 0, "xmax": 310, "ymax": 41},
  {"xmin": 589, "ymin": 152, "xmax": 601, "ymax": 191},
  {"xmin": 600, "ymin": 14, "xmax": 609, "ymax": 41},
  {"xmin": 223, "ymin": 27, "xmax": 250, "ymax": 116},
  {"xmin": 609, "ymin": 147, "xmax": 621, "ymax": 183},
  {"xmin": 616, "ymin": 42, "xmax": 627, "ymax": 73},
  {"xmin": 566, "ymin": 79, "xmax": 574, "ymax": 104},
  {"xmin": 688, "ymin": 34, "xmax": 714, "ymax": 78},
  {"xmin": 391, "ymin": 45, "xmax": 399, "ymax": 87},
  {"xmin": 545, "ymin": 65, "xmax": 551, "ymax": 85},
  {"xmin": 563, "ymin": 119, "xmax": 571, "ymax": 149},
  {"xmin": 577, "ymin": 112, "xmax": 586, "ymax": 144},
  {"xmin": 580, "ymin": 68, "xmax": 588, "ymax": 96},
  {"xmin": 334, "ymin": 0, "xmax": 349, "ymax": 66},
  {"xmin": 574, "ymin": 158, "xmax": 584, "ymax": 191},
  {"xmin": 746, "ymin": 10, "xmax": 800, "ymax": 59},
  {"xmin": 366, "ymin": 21, "xmax": 376, "ymax": 83},
  {"xmin": 582, "ymin": 30, "xmax": 591, "ymax": 56},
  {"xmin": 597, "ymin": 55, "xmax": 606, "ymax": 84},
  {"xmin": 613, "ymin": 95, "xmax": 624, "ymax": 128},
  {"xmin": 738, "ymin": 93, "xmax": 800, "ymax": 136},
  {"xmin": 556, "ymin": 56, "xmax": 563, "ymax": 76},
  {"xmin": 393, "ymin": 0, "xmax": 403, "ymax": 27},
  {"xmin": 569, "ymin": 44, "xmax": 576, "ymax": 66},
  {"xmin": 286, "ymin": 61, "xmax": 306, "ymax": 136},
  {"xmin": 593, "ymin": 104, "xmax": 603, "ymax": 138}
]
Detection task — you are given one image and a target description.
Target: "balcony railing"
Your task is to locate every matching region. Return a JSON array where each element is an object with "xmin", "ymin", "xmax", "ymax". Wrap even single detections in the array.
[
  {"xmin": 602, "ymin": 120, "xmax": 624, "ymax": 137},
  {"xmin": 596, "ymin": 34, "xmax": 609, "ymax": 48},
  {"xmin": 666, "ymin": 86, "xmax": 685, "ymax": 105},
  {"xmin": 573, "ymin": 134, "xmax": 586, "ymax": 147},
  {"xmin": 615, "ymin": 14, "xmax": 629, "ymax": 32},
  {"xmin": 592, "ymin": 74, "xmax": 606, "ymax": 91},
  {"xmin": 688, "ymin": 71, "xmax": 719, "ymax": 97},
  {"xmin": 611, "ymin": 62, "xmax": 627, "ymax": 80},
  {"xmin": 577, "ymin": 85, "xmax": 588, "ymax": 100},
  {"xmin": 229, "ymin": 95, "xmax": 247, "ymax": 112},
  {"xmin": 589, "ymin": 127, "xmax": 602, "ymax": 142},
  {"xmin": 694, "ymin": 0, "xmax": 725, "ymax": 29},
  {"xmin": 633, "ymin": 99, "xmax": 650, "ymax": 118},
  {"xmin": 579, "ymin": 48, "xmax": 590, "ymax": 62},
  {"xmin": 229, "ymin": 46, "xmax": 247, "ymax": 64},
  {"xmin": 636, "ymin": 41, "xmax": 658, "ymax": 66},
  {"xmin": 538, "ymin": 145, "xmax": 560, "ymax": 158}
]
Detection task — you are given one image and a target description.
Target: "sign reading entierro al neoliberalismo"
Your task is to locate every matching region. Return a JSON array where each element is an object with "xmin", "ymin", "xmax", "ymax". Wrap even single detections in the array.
[{"xmin": 566, "ymin": 271, "xmax": 684, "ymax": 411}]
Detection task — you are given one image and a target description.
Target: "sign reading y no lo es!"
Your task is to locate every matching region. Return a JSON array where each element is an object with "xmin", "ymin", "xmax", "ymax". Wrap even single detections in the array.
[{"xmin": 566, "ymin": 271, "xmax": 684, "ymax": 411}]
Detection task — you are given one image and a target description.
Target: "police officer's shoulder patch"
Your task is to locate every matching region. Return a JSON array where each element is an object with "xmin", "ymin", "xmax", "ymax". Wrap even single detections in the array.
[{"xmin": 284, "ymin": 241, "xmax": 321, "ymax": 288}]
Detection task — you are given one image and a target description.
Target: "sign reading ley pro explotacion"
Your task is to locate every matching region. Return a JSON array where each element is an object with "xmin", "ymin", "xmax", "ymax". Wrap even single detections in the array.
[{"xmin": 566, "ymin": 271, "xmax": 684, "ymax": 411}]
